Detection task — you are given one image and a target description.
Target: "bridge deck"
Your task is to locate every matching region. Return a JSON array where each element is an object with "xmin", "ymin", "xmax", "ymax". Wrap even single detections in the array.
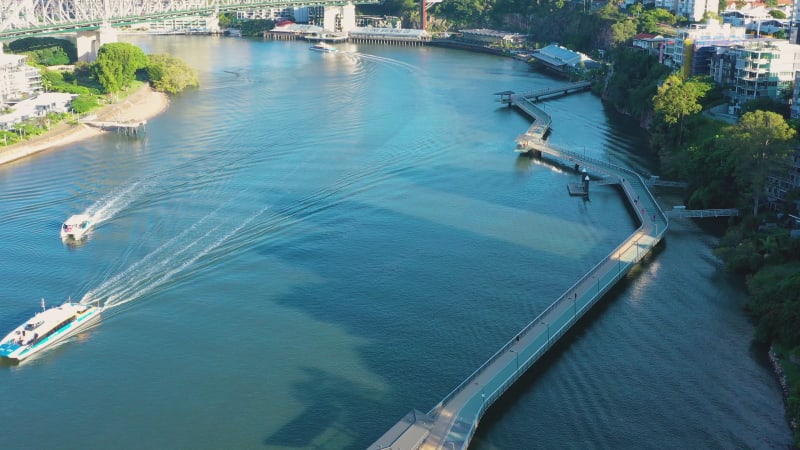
[{"xmin": 372, "ymin": 142, "xmax": 668, "ymax": 450}]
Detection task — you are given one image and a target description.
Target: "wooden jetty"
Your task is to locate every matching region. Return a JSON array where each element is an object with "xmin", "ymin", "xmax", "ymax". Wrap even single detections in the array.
[{"xmin": 82, "ymin": 119, "xmax": 146, "ymax": 136}]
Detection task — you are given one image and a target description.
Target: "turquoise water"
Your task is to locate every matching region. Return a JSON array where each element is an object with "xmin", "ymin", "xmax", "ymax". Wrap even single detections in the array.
[{"xmin": 0, "ymin": 36, "xmax": 791, "ymax": 449}]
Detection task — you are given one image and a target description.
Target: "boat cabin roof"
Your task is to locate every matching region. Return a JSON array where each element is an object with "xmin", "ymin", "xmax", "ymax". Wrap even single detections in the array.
[{"xmin": 64, "ymin": 214, "xmax": 90, "ymax": 225}]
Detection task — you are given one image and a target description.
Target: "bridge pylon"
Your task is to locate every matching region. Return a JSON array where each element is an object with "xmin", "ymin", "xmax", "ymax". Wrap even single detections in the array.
[{"xmin": 75, "ymin": 25, "xmax": 118, "ymax": 62}]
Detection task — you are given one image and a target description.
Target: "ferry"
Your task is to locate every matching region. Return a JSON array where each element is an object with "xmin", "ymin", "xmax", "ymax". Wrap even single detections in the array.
[
  {"xmin": 310, "ymin": 42, "xmax": 337, "ymax": 53},
  {"xmin": 61, "ymin": 214, "xmax": 92, "ymax": 240},
  {"xmin": 0, "ymin": 299, "xmax": 101, "ymax": 362}
]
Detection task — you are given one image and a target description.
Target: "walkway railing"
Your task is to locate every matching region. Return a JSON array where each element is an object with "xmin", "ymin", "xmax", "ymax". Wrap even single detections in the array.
[{"xmin": 370, "ymin": 89, "xmax": 668, "ymax": 450}]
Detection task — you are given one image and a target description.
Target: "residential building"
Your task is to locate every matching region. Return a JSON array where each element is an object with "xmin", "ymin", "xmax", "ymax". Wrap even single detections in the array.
[
  {"xmin": 0, "ymin": 53, "xmax": 42, "ymax": 104},
  {"xmin": 766, "ymin": 150, "xmax": 800, "ymax": 210},
  {"xmin": 655, "ymin": 0, "xmax": 719, "ymax": 22},
  {"xmin": 0, "ymin": 92, "xmax": 76, "ymax": 130},
  {"xmin": 791, "ymin": 70, "xmax": 800, "ymax": 119},
  {"xmin": 667, "ymin": 21, "xmax": 748, "ymax": 76},
  {"xmin": 632, "ymin": 33, "xmax": 675, "ymax": 64},
  {"xmin": 731, "ymin": 40, "xmax": 800, "ymax": 106}
]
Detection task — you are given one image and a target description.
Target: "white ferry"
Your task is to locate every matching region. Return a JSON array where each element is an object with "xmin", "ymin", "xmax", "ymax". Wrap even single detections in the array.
[
  {"xmin": 61, "ymin": 214, "xmax": 93, "ymax": 240},
  {"xmin": 0, "ymin": 299, "xmax": 101, "ymax": 361},
  {"xmin": 310, "ymin": 42, "xmax": 337, "ymax": 53}
]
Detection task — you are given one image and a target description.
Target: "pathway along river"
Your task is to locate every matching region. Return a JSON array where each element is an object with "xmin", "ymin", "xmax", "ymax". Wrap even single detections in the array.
[{"xmin": 0, "ymin": 36, "xmax": 791, "ymax": 449}]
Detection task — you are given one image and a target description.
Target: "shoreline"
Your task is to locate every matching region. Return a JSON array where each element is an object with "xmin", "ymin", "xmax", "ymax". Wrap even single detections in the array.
[{"xmin": 0, "ymin": 84, "xmax": 169, "ymax": 167}]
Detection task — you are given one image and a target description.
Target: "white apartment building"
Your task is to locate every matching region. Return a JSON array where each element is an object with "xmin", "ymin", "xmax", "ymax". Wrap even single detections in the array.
[
  {"xmin": 0, "ymin": 53, "xmax": 42, "ymax": 104},
  {"xmin": 731, "ymin": 40, "xmax": 800, "ymax": 106},
  {"xmin": 654, "ymin": 0, "xmax": 719, "ymax": 22},
  {"xmin": 667, "ymin": 21, "xmax": 748, "ymax": 76}
]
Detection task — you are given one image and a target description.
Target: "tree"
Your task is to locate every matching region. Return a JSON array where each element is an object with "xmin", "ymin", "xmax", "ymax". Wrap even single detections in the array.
[
  {"xmin": 8, "ymin": 37, "xmax": 77, "ymax": 63},
  {"xmin": 71, "ymin": 94, "xmax": 99, "ymax": 114},
  {"xmin": 769, "ymin": 9, "xmax": 787, "ymax": 19},
  {"xmin": 728, "ymin": 110, "xmax": 795, "ymax": 216},
  {"xmin": 611, "ymin": 19, "xmax": 637, "ymax": 44},
  {"xmin": 91, "ymin": 43, "xmax": 147, "ymax": 93},
  {"xmin": 652, "ymin": 74, "xmax": 711, "ymax": 145},
  {"xmin": 146, "ymin": 54, "xmax": 199, "ymax": 94}
]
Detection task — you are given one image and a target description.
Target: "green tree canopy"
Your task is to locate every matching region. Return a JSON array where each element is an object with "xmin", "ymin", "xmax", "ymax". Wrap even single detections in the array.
[
  {"xmin": 8, "ymin": 37, "xmax": 77, "ymax": 64},
  {"xmin": 91, "ymin": 42, "xmax": 148, "ymax": 93},
  {"xmin": 727, "ymin": 110, "xmax": 796, "ymax": 215},
  {"xmin": 652, "ymin": 74, "xmax": 711, "ymax": 145},
  {"xmin": 146, "ymin": 53, "xmax": 199, "ymax": 94},
  {"xmin": 71, "ymin": 94, "xmax": 99, "ymax": 114},
  {"xmin": 769, "ymin": 9, "xmax": 787, "ymax": 19}
]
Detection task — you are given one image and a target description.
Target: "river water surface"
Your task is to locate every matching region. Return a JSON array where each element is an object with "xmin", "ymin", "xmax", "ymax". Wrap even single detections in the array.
[{"xmin": 0, "ymin": 36, "xmax": 791, "ymax": 449}]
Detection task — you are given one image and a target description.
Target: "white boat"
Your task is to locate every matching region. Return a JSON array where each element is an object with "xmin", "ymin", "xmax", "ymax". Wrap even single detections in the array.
[
  {"xmin": 310, "ymin": 42, "xmax": 337, "ymax": 53},
  {"xmin": 60, "ymin": 214, "xmax": 92, "ymax": 240},
  {"xmin": 0, "ymin": 299, "xmax": 101, "ymax": 362}
]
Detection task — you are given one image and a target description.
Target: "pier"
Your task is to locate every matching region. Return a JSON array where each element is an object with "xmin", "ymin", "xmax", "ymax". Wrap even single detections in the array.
[
  {"xmin": 371, "ymin": 123, "xmax": 668, "ymax": 449},
  {"xmin": 81, "ymin": 119, "xmax": 146, "ymax": 136},
  {"xmin": 496, "ymin": 82, "xmax": 591, "ymax": 149}
]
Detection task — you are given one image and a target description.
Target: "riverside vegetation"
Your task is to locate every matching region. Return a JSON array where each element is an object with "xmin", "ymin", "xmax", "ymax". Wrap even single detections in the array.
[{"xmin": 1, "ymin": 39, "xmax": 198, "ymax": 147}]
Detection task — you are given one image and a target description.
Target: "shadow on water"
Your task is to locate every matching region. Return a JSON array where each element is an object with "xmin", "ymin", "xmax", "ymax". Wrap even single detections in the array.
[
  {"xmin": 263, "ymin": 367, "xmax": 362, "ymax": 449},
  {"xmin": 471, "ymin": 247, "xmax": 664, "ymax": 436}
]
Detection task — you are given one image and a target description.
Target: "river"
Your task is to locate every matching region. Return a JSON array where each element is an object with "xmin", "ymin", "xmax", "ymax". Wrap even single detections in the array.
[{"xmin": 0, "ymin": 35, "xmax": 791, "ymax": 449}]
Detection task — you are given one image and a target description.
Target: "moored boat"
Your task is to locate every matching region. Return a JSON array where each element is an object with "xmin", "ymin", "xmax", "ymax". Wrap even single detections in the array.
[
  {"xmin": 0, "ymin": 299, "xmax": 101, "ymax": 361},
  {"xmin": 61, "ymin": 214, "xmax": 93, "ymax": 240}
]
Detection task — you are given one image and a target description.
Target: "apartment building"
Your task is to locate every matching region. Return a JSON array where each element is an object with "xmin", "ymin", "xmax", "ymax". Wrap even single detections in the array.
[
  {"xmin": 654, "ymin": 0, "xmax": 719, "ymax": 22},
  {"xmin": 0, "ymin": 53, "xmax": 42, "ymax": 104}
]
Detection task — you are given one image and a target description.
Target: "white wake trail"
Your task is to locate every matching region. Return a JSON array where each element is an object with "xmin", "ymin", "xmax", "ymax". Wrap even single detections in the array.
[
  {"xmin": 84, "ymin": 180, "xmax": 147, "ymax": 225},
  {"xmin": 81, "ymin": 204, "xmax": 269, "ymax": 312}
]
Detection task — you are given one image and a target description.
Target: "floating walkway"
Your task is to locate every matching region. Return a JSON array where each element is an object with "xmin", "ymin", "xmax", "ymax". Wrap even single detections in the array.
[
  {"xmin": 371, "ymin": 99, "xmax": 668, "ymax": 449},
  {"xmin": 495, "ymin": 82, "xmax": 591, "ymax": 149}
]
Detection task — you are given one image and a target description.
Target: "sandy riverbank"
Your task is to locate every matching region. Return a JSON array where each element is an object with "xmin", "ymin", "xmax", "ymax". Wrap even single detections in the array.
[{"xmin": 0, "ymin": 84, "xmax": 169, "ymax": 166}]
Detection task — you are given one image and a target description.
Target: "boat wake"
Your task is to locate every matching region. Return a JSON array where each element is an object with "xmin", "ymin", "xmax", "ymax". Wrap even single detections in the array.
[
  {"xmin": 75, "ymin": 180, "xmax": 148, "ymax": 230},
  {"xmin": 80, "ymin": 203, "xmax": 269, "ymax": 312},
  {"xmin": 343, "ymin": 52, "xmax": 420, "ymax": 74}
]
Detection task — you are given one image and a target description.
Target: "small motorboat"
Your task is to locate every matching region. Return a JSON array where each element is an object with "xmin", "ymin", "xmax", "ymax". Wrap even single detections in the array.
[
  {"xmin": 310, "ymin": 42, "xmax": 337, "ymax": 53},
  {"xmin": 0, "ymin": 299, "xmax": 101, "ymax": 361},
  {"xmin": 61, "ymin": 214, "xmax": 92, "ymax": 240}
]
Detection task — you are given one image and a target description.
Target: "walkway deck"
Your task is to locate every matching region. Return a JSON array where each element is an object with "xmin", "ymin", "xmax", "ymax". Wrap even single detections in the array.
[
  {"xmin": 496, "ymin": 82, "xmax": 591, "ymax": 146},
  {"xmin": 371, "ymin": 140, "xmax": 668, "ymax": 450},
  {"xmin": 82, "ymin": 119, "xmax": 146, "ymax": 135}
]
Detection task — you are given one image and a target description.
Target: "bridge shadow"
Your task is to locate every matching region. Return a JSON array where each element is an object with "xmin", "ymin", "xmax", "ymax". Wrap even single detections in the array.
[{"xmin": 262, "ymin": 366, "xmax": 363, "ymax": 449}]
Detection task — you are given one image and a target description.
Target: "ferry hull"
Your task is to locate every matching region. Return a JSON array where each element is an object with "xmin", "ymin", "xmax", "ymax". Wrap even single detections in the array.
[{"xmin": 0, "ymin": 306, "xmax": 101, "ymax": 362}]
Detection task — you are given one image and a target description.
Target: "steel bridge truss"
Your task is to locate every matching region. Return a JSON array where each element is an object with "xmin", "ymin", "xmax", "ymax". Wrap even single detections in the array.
[{"xmin": 0, "ymin": 0, "xmax": 375, "ymax": 38}]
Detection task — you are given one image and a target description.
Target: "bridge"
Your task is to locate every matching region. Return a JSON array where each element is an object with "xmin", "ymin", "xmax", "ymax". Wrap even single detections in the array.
[
  {"xmin": 371, "ymin": 97, "xmax": 669, "ymax": 450},
  {"xmin": 666, "ymin": 206, "xmax": 739, "ymax": 218},
  {"xmin": 0, "ymin": 0, "xmax": 378, "ymax": 60},
  {"xmin": 520, "ymin": 80, "xmax": 592, "ymax": 101}
]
